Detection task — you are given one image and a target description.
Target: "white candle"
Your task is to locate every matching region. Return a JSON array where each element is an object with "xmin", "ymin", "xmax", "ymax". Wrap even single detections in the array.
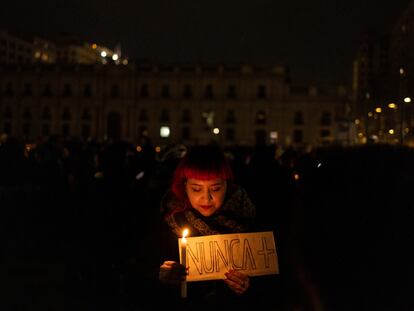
[{"xmin": 181, "ymin": 228, "xmax": 189, "ymax": 298}]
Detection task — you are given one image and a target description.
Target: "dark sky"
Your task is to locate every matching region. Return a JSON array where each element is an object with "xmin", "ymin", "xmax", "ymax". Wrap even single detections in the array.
[{"xmin": 1, "ymin": 0, "xmax": 412, "ymax": 85}]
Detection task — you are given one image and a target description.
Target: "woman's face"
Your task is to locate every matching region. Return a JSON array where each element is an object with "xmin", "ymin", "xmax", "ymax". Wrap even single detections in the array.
[{"xmin": 185, "ymin": 178, "xmax": 227, "ymax": 217}]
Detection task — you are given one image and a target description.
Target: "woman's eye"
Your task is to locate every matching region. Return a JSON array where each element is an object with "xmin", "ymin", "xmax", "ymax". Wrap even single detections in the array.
[
  {"xmin": 191, "ymin": 188, "xmax": 201, "ymax": 192},
  {"xmin": 211, "ymin": 187, "xmax": 221, "ymax": 192}
]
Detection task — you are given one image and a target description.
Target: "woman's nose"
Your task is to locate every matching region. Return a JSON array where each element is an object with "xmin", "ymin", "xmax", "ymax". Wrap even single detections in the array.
[{"xmin": 201, "ymin": 189, "xmax": 213, "ymax": 200}]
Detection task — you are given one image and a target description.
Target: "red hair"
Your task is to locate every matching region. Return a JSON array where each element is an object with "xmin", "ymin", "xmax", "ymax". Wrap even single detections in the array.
[{"xmin": 170, "ymin": 144, "xmax": 234, "ymax": 204}]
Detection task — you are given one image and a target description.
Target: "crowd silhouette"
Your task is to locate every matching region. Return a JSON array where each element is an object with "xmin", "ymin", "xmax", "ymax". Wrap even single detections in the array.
[{"xmin": 1, "ymin": 134, "xmax": 413, "ymax": 310}]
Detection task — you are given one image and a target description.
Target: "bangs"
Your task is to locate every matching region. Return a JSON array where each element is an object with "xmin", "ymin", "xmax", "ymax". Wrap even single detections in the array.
[{"xmin": 182, "ymin": 166, "xmax": 233, "ymax": 181}]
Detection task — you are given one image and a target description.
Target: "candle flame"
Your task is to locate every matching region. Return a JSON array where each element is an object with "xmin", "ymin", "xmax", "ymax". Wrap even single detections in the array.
[{"xmin": 182, "ymin": 228, "xmax": 189, "ymax": 238}]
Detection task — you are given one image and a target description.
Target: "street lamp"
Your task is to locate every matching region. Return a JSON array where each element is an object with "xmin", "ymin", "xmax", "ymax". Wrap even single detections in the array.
[{"xmin": 401, "ymin": 96, "xmax": 411, "ymax": 144}]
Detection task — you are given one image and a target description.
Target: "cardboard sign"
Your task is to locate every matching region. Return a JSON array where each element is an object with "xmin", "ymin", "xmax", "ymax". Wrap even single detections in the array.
[{"xmin": 178, "ymin": 231, "xmax": 279, "ymax": 282}]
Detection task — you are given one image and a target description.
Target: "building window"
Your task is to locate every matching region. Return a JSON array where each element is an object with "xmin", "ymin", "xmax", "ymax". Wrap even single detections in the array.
[
  {"xmin": 42, "ymin": 84, "xmax": 52, "ymax": 97},
  {"xmin": 62, "ymin": 108, "xmax": 71, "ymax": 121},
  {"xmin": 3, "ymin": 122, "xmax": 11, "ymax": 134},
  {"xmin": 320, "ymin": 112, "xmax": 332, "ymax": 126},
  {"xmin": 81, "ymin": 124, "xmax": 91, "ymax": 139},
  {"xmin": 293, "ymin": 129, "xmax": 303, "ymax": 143},
  {"xmin": 63, "ymin": 83, "xmax": 72, "ymax": 97},
  {"xmin": 62, "ymin": 123, "xmax": 70, "ymax": 137},
  {"xmin": 139, "ymin": 109, "xmax": 148, "ymax": 122},
  {"xmin": 205, "ymin": 84, "xmax": 214, "ymax": 99},
  {"xmin": 294, "ymin": 111, "xmax": 304, "ymax": 125},
  {"xmin": 42, "ymin": 107, "xmax": 52, "ymax": 120},
  {"xmin": 5, "ymin": 82, "xmax": 14, "ymax": 97},
  {"xmin": 161, "ymin": 84, "xmax": 170, "ymax": 98},
  {"xmin": 227, "ymin": 85, "xmax": 237, "ymax": 99},
  {"xmin": 160, "ymin": 108, "xmax": 170, "ymax": 122},
  {"xmin": 82, "ymin": 109, "xmax": 92, "ymax": 121},
  {"xmin": 257, "ymin": 84, "xmax": 267, "ymax": 99},
  {"xmin": 110, "ymin": 84, "xmax": 119, "ymax": 98},
  {"xmin": 83, "ymin": 84, "xmax": 92, "ymax": 97},
  {"xmin": 22, "ymin": 122, "xmax": 31, "ymax": 138},
  {"xmin": 22, "ymin": 107, "xmax": 32, "ymax": 120},
  {"xmin": 23, "ymin": 83, "xmax": 32, "ymax": 96},
  {"xmin": 320, "ymin": 129, "xmax": 331, "ymax": 138},
  {"xmin": 42, "ymin": 123, "xmax": 50, "ymax": 136},
  {"xmin": 140, "ymin": 84, "xmax": 149, "ymax": 98},
  {"xmin": 183, "ymin": 84, "xmax": 192, "ymax": 99},
  {"xmin": 182, "ymin": 126, "xmax": 191, "ymax": 140},
  {"xmin": 4, "ymin": 106, "xmax": 12, "ymax": 119},
  {"xmin": 225, "ymin": 110, "xmax": 236, "ymax": 124},
  {"xmin": 181, "ymin": 109, "xmax": 192, "ymax": 123},
  {"xmin": 255, "ymin": 110, "xmax": 266, "ymax": 125}
]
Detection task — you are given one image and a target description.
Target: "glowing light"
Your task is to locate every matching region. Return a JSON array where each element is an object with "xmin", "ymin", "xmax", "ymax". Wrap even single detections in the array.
[
  {"xmin": 100, "ymin": 51, "xmax": 107, "ymax": 57},
  {"xmin": 160, "ymin": 126, "xmax": 170, "ymax": 137},
  {"xmin": 136, "ymin": 145, "xmax": 142, "ymax": 152},
  {"xmin": 136, "ymin": 171, "xmax": 145, "ymax": 180},
  {"xmin": 112, "ymin": 54, "xmax": 119, "ymax": 61},
  {"xmin": 389, "ymin": 129, "xmax": 394, "ymax": 135},
  {"xmin": 92, "ymin": 43, "xmax": 97, "ymax": 49},
  {"xmin": 404, "ymin": 97, "xmax": 411, "ymax": 103},
  {"xmin": 375, "ymin": 107, "xmax": 382, "ymax": 113},
  {"xmin": 388, "ymin": 103, "xmax": 397, "ymax": 109},
  {"xmin": 212, "ymin": 127, "xmax": 220, "ymax": 135},
  {"xmin": 368, "ymin": 112, "xmax": 373, "ymax": 117},
  {"xmin": 155, "ymin": 146, "xmax": 161, "ymax": 153}
]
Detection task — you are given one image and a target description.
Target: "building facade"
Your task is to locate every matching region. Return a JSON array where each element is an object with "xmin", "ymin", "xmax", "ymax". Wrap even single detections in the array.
[{"xmin": 0, "ymin": 63, "xmax": 350, "ymax": 149}]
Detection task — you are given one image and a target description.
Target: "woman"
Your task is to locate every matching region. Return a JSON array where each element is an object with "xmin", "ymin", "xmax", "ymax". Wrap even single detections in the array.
[{"xmin": 157, "ymin": 144, "xmax": 260, "ymax": 309}]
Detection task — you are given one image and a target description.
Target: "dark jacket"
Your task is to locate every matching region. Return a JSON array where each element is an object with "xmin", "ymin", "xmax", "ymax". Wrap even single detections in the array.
[{"xmin": 151, "ymin": 185, "xmax": 282, "ymax": 310}]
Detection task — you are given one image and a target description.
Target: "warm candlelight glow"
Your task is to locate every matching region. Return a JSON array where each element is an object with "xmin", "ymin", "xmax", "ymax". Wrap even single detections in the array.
[
  {"xmin": 181, "ymin": 228, "xmax": 189, "ymax": 298},
  {"xmin": 182, "ymin": 228, "xmax": 189, "ymax": 239}
]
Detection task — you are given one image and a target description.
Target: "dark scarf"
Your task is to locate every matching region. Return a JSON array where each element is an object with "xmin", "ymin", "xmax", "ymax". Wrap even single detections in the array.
[{"xmin": 162, "ymin": 185, "xmax": 256, "ymax": 237}]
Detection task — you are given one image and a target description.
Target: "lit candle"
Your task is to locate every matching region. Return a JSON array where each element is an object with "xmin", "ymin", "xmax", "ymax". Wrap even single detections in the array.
[{"xmin": 181, "ymin": 228, "xmax": 189, "ymax": 298}]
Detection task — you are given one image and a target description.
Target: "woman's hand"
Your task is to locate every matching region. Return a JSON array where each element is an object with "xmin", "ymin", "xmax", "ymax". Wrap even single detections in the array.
[
  {"xmin": 159, "ymin": 261, "xmax": 187, "ymax": 285},
  {"xmin": 223, "ymin": 269, "xmax": 250, "ymax": 295}
]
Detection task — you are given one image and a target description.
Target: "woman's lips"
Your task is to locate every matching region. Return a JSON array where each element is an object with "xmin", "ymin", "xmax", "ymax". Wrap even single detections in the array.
[{"xmin": 199, "ymin": 205, "xmax": 212, "ymax": 210}]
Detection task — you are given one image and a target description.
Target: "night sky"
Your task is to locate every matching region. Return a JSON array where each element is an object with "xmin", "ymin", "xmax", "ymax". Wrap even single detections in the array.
[{"xmin": 1, "ymin": 0, "xmax": 412, "ymax": 85}]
